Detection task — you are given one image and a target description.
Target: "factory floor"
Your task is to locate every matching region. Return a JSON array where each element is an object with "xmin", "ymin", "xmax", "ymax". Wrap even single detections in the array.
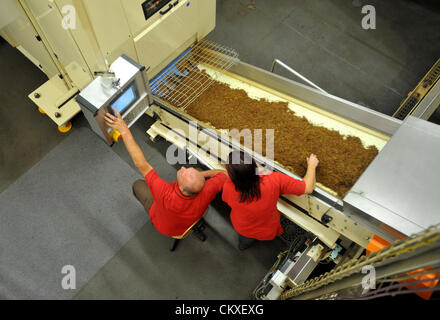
[{"xmin": 1, "ymin": 0, "xmax": 439, "ymax": 300}]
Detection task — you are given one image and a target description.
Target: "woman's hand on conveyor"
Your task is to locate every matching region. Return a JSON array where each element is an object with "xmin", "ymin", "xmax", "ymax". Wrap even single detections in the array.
[
  {"xmin": 306, "ymin": 153, "xmax": 319, "ymax": 169},
  {"xmin": 105, "ymin": 109, "xmax": 129, "ymax": 136},
  {"xmin": 303, "ymin": 154, "xmax": 319, "ymax": 194}
]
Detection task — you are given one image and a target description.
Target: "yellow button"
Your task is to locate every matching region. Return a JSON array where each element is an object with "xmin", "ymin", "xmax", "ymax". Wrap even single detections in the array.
[{"xmin": 110, "ymin": 129, "xmax": 121, "ymax": 142}]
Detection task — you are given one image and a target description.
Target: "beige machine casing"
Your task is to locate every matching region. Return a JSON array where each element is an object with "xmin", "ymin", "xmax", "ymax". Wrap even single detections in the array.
[{"xmin": 0, "ymin": 0, "xmax": 215, "ymax": 127}]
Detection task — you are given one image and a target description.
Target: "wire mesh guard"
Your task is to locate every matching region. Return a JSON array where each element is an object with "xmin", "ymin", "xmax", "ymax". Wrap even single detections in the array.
[{"xmin": 149, "ymin": 39, "xmax": 239, "ymax": 110}]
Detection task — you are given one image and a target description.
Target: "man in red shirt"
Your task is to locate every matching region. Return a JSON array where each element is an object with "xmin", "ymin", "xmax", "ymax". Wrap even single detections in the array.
[{"xmin": 105, "ymin": 109, "xmax": 227, "ymax": 239}]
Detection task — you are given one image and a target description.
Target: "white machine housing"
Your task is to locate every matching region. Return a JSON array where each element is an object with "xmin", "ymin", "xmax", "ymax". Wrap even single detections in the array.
[{"xmin": 76, "ymin": 54, "xmax": 153, "ymax": 145}]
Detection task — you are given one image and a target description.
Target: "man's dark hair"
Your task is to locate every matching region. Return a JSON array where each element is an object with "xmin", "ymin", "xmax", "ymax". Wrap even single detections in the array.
[{"xmin": 226, "ymin": 151, "xmax": 261, "ymax": 203}]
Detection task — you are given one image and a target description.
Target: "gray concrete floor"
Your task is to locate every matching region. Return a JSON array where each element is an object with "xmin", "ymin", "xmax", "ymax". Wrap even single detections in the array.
[
  {"xmin": 0, "ymin": 37, "xmax": 65, "ymax": 193},
  {"xmin": 208, "ymin": 0, "xmax": 440, "ymax": 118},
  {"xmin": 1, "ymin": 0, "xmax": 440, "ymax": 299}
]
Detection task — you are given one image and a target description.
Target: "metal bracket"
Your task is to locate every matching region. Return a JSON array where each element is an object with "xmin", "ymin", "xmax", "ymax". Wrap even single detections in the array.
[
  {"xmin": 330, "ymin": 244, "xmax": 343, "ymax": 260},
  {"xmin": 93, "ymin": 71, "xmax": 116, "ymax": 78},
  {"xmin": 270, "ymin": 59, "xmax": 328, "ymax": 94}
]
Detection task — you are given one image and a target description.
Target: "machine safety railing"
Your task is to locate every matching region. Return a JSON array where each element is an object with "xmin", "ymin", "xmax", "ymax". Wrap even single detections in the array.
[{"xmin": 150, "ymin": 39, "xmax": 239, "ymax": 110}]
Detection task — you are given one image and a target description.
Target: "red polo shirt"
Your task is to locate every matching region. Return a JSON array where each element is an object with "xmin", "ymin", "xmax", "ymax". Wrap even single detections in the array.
[
  {"xmin": 145, "ymin": 170, "xmax": 227, "ymax": 237},
  {"xmin": 222, "ymin": 172, "xmax": 306, "ymax": 240}
]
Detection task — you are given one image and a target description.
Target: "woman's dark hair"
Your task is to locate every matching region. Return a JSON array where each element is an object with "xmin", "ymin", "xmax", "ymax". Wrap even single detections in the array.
[{"xmin": 226, "ymin": 151, "xmax": 261, "ymax": 203}]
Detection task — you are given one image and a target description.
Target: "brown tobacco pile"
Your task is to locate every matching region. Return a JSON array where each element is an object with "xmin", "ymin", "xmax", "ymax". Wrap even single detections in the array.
[{"xmin": 166, "ymin": 73, "xmax": 378, "ymax": 198}]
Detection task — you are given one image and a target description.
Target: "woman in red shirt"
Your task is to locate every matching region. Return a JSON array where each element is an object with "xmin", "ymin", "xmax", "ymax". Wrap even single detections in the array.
[{"xmin": 222, "ymin": 151, "xmax": 319, "ymax": 250}]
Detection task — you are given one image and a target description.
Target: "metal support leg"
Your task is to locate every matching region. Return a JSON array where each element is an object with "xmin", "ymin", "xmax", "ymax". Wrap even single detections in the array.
[
  {"xmin": 170, "ymin": 239, "xmax": 180, "ymax": 251},
  {"xmin": 192, "ymin": 220, "xmax": 207, "ymax": 242}
]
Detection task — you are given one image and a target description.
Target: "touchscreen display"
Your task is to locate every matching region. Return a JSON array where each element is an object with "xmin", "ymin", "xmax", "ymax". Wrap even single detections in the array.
[{"xmin": 111, "ymin": 85, "xmax": 136, "ymax": 114}]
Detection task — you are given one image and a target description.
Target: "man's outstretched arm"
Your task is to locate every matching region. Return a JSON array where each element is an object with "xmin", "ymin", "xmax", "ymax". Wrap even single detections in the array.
[
  {"xmin": 200, "ymin": 169, "xmax": 227, "ymax": 179},
  {"xmin": 104, "ymin": 109, "xmax": 152, "ymax": 177}
]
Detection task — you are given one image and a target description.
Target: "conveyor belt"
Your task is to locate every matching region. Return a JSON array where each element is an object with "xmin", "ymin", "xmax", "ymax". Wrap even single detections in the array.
[
  {"xmin": 198, "ymin": 65, "xmax": 388, "ymax": 151},
  {"xmin": 153, "ymin": 64, "xmax": 389, "ymax": 200},
  {"xmin": 147, "ymin": 56, "xmax": 406, "ymax": 245}
]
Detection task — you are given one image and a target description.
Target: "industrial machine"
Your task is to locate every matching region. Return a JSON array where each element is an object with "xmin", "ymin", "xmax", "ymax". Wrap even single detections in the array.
[
  {"xmin": 0, "ymin": 0, "xmax": 215, "ymax": 131},
  {"xmin": 76, "ymin": 54, "xmax": 153, "ymax": 145},
  {"xmin": 1, "ymin": 0, "xmax": 439, "ymax": 300}
]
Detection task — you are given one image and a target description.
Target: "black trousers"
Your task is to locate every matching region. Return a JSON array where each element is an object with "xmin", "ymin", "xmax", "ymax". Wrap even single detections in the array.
[
  {"xmin": 132, "ymin": 179, "xmax": 154, "ymax": 212},
  {"xmin": 238, "ymin": 234, "xmax": 257, "ymax": 250}
]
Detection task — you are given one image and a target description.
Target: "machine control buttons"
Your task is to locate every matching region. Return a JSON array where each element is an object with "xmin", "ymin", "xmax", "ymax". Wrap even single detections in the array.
[{"xmin": 110, "ymin": 129, "xmax": 122, "ymax": 142}]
